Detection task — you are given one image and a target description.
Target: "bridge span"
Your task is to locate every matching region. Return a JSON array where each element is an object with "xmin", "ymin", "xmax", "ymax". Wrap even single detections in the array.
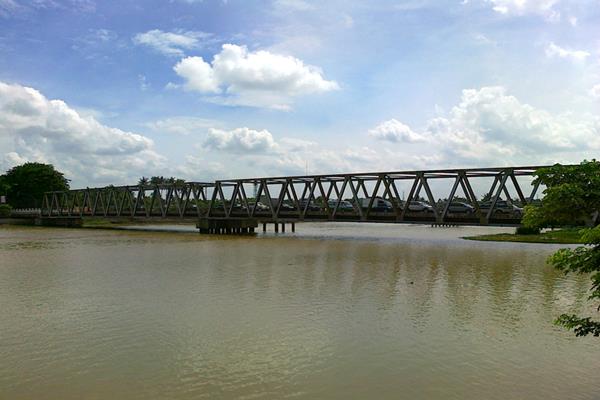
[{"xmin": 41, "ymin": 165, "xmax": 548, "ymax": 233}]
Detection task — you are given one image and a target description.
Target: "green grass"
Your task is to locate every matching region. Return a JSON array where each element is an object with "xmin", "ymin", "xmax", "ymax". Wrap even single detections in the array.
[{"xmin": 463, "ymin": 228, "xmax": 585, "ymax": 244}]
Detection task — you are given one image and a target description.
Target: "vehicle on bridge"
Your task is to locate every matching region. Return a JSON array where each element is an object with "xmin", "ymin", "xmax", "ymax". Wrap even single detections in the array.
[
  {"xmin": 402, "ymin": 200, "xmax": 435, "ymax": 213},
  {"xmin": 327, "ymin": 199, "xmax": 355, "ymax": 212},
  {"xmin": 441, "ymin": 201, "xmax": 476, "ymax": 214},
  {"xmin": 300, "ymin": 199, "xmax": 321, "ymax": 211},
  {"xmin": 359, "ymin": 197, "xmax": 393, "ymax": 212},
  {"xmin": 244, "ymin": 202, "xmax": 270, "ymax": 212},
  {"xmin": 479, "ymin": 200, "xmax": 523, "ymax": 216}
]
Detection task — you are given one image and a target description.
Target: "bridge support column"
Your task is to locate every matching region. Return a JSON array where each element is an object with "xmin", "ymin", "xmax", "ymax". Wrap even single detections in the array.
[
  {"xmin": 197, "ymin": 218, "xmax": 258, "ymax": 235},
  {"xmin": 262, "ymin": 223, "xmax": 266, "ymax": 232},
  {"xmin": 291, "ymin": 222, "xmax": 295, "ymax": 232},
  {"xmin": 281, "ymin": 223, "xmax": 285, "ymax": 233},
  {"xmin": 274, "ymin": 223, "xmax": 279, "ymax": 233}
]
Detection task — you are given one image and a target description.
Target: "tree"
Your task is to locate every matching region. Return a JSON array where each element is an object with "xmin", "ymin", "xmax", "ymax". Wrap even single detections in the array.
[
  {"xmin": 523, "ymin": 160, "xmax": 600, "ymax": 336},
  {"xmin": 2, "ymin": 163, "xmax": 70, "ymax": 208},
  {"xmin": 524, "ymin": 161, "xmax": 600, "ymax": 228},
  {"xmin": 138, "ymin": 176, "xmax": 185, "ymax": 186},
  {"xmin": 0, "ymin": 175, "xmax": 9, "ymax": 198}
]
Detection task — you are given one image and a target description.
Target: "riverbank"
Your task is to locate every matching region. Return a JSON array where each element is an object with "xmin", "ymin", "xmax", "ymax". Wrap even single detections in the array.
[{"xmin": 463, "ymin": 228, "xmax": 584, "ymax": 244}]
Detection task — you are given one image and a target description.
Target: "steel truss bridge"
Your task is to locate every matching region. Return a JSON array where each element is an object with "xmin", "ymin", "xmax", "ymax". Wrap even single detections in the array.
[{"xmin": 41, "ymin": 165, "xmax": 548, "ymax": 231}]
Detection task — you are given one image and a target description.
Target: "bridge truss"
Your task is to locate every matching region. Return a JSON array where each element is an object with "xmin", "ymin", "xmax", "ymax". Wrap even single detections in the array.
[{"xmin": 42, "ymin": 166, "xmax": 546, "ymax": 226}]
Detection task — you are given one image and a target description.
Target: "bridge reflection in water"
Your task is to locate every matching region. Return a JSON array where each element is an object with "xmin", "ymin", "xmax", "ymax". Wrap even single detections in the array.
[{"xmin": 42, "ymin": 166, "xmax": 547, "ymax": 232}]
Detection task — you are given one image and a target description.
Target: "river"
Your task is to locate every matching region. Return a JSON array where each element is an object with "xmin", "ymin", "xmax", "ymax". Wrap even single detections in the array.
[{"xmin": 1, "ymin": 223, "xmax": 598, "ymax": 399}]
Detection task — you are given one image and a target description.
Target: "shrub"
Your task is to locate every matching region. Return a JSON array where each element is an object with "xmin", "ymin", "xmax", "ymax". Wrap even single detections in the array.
[
  {"xmin": 0, "ymin": 204, "xmax": 12, "ymax": 218},
  {"xmin": 516, "ymin": 226, "xmax": 540, "ymax": 235}
]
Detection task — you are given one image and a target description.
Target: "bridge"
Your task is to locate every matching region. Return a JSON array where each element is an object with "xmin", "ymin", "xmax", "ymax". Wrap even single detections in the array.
[{"xmin": 40, "ymin": 165, "xmax": 547, "ymax": 233}]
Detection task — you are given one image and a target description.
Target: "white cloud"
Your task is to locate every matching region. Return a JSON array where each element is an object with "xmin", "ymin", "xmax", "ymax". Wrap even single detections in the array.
[
  {"xmin": 146, "ymin": 116, "xmax": 220, "ymax": 135},
  {"xmin": 591, "ymin": 84, "xmax": 600, "ymax": 99},
  {"xmin": 204, "ymin": 127, "xmax": 279, "ymax": 153},
  {"xmin": 425, "ymin": 86, "xmax": 599, "ymax": 165},
  {"xmin": 172, "ymin": 43, "xmax": 339, "ymax": 109},
  {"xmin": 545, "ymin": 42, "xmax": 590, "ymax": 62},
  {"xmin": 367, "ymin": 87, "xmax": 599, "ymax": 168},
  {"xmin": 279, "ymin": 137, "xmax": 317, "ymax": 151},
  {"xmin": 173, "ymin": 56, "xmax": 220, "ymax": 92},
  {"xmin": 0, "ymin": 81, "xmax": 165, "ymax": 185},
  {"xmin": 133, "ymin": 29, "xmax": 212, "ymax": 57},
  {"xmin": 173, "ymin": 155, "xmax": 226, "ymax": 182},
  {"xmin": 190, "ymin": 86, "xmax": 599, "ymax": 180},
  {"xmin": 486, "ymin": 0, "xmax": 560, "ymax": 20},
  {"xmin": 368, "ymin": 119, "xmax": 426, "ymax": 143}
]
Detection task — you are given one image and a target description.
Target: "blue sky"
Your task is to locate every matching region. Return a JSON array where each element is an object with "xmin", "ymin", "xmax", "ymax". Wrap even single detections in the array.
[{"xmin": 0, "ymin": 0, "xmax": 598, "ymax": 186}]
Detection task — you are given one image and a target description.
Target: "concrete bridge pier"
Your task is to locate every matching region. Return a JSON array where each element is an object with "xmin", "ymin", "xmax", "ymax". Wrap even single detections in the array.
[
  {"xmin": 257, "ymin": 221, "xmax": 297, "ymax": 234},
  {"xmin": 197, "ymin": 218, "xmax": 258, "ymax": 235}
]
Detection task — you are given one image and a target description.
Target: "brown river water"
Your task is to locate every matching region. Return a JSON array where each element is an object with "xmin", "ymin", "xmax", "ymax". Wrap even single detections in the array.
[{"xmin": 0, "ymin": 223, "xmax": 599, "ymax": 399}]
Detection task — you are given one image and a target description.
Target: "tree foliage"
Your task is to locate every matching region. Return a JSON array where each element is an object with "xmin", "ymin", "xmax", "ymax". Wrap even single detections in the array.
[
  {"xmin": 549, "ymin": 226, "xmax": 600, "ymax": 336},
  {"xmin": 523, "ymin": 160, "xmax": 600, "ymax": 336},
  {"xmin": 525, "ymin": 161, "xmax": 600, "ymax": 228},
  {"xmin": 138, "ymin": 176, "xmax": 186, "ymax": 186},
  {"xmin": 1, "ymin": 163, "xmax": 70, "ymax": 208}
]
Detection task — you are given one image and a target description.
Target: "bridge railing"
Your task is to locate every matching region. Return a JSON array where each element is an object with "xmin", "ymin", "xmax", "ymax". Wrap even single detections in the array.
[
  {"xmin": 42, "ymin": 165, "xmax": 548, "ymax": 225},
  {"xmin": 42, "ymin": 182, "xmax": 216, "ymax": 219},
  {"xmin": 9, "ymin": 208, "xmax": 42, "ymax": 218}
]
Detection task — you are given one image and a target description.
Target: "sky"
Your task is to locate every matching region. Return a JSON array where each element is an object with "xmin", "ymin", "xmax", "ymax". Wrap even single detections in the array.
[{"xmin": 0, "ymin": 0, "xmax": 599, "ymax": 187}]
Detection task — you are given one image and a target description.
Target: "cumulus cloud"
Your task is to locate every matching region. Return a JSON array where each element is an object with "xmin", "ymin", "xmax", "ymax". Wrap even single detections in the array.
[
  {"xmin": 133, "ymin": 29, "xmax": 213, "ymax": 57},
  {"xmin": 486, "ymin": 0, "xmax": 560, "ymax": 20},
  {"xmin": 545, "ymin": 42, "xmax": 590, "ymax": 62},
  {"xmin": 0, "ymin": 81, "xmax": 164, "ymax": 185},
  {"xmin": 367, "ymin": 86, "xmax": 599, "ymax": 167},
  {"xmin": 204, "ymin": 127, "xmax": 279, "ymax": 153},
  {"xmin": 173, "ymin": 56, "xmax": 220, "ymax": 92},
  {"xmin": 172, "ymin": 44, "xmax": 339, "ymax": 109},
  {"xmin": 368, "ymin": 119, "xmax": 426, "ymax": 143},
  {"xmin": 425, "ymin": 86, "xmax": 599, "ymax": 164}
]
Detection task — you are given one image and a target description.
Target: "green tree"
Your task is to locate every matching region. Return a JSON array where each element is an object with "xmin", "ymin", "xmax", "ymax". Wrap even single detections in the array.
[
  {"xmin": 2, "ymin": 163, "xmax": 70, "ymax": 208},
  {"xmin": 0, "ymin": 175, "xmax": 9, "ymax": 197},
  {"xmin": 150, "ymin": 176, "xmax": 165, "ymax": 185},
  {"xmin": 138, "ymin": 176, "xmax": 185, "ymax": 186},
  {"xmin": 523, "ymin": 160, "xmax": 600, "ymax": 336}
]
